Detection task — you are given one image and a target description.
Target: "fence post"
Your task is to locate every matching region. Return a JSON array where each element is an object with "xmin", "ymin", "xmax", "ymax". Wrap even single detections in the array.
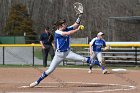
[
  {"xmin": 3, "ymin": 46, "xmax": 5, "ymax": 65},
  {"xmin": 63, "ymin": 60, "xmax": 65, "ymax": 66},
  {"xmin": 32, "ymin": 46, "xmax": 34, "ymax": 66},
  {"xmin": 135, "ymin": 47, "xmax": 137, "ymax": 65}
]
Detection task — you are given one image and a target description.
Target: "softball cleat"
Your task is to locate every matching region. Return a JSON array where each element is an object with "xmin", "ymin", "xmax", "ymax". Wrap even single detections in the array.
[
  {"xmin": 88, "ymin": 69, "xmax": 92, "ymax": 74},
  {"xmin": 102, "ymin": 69, "xmax": 108, "ymax": 74},
  {"xmin": 29, "ymin": 81, "xmax": 38, "ymax": 88}
]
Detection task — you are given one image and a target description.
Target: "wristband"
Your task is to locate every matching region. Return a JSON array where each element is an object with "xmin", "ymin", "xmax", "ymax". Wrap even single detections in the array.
[{"xmin": 76, "ymin": 17, "xmax": 80, "ymax": 24}]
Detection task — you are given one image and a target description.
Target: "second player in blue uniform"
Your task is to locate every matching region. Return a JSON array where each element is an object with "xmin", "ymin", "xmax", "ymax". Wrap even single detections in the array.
[{"xmin": 88, "ymin": 32, "xmax": 109, "ymax": 74}]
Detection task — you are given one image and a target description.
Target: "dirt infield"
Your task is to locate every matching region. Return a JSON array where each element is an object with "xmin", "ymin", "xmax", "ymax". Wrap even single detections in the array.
[{"xmin": 0, "ymin": 67, "xmax": 139, "ymax": 93}]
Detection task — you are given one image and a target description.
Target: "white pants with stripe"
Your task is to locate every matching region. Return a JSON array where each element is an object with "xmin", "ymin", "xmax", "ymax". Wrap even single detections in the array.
[
  {"xmin": 91, "ymin": 51, "xmax": 103, "ymax": 64},
  {"xmin": 45, "ymin": 50, "xmax": 87, "ymax": 75}
]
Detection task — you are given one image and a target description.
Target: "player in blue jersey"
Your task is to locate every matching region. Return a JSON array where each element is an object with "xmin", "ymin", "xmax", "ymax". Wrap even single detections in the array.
[
  {"xmin": 88, "ymin": 32, "xmax": 109, "ymax": 74},
  {"xmin": 29, "ymin": 17, "xmax": 90, "ymax": 87}
]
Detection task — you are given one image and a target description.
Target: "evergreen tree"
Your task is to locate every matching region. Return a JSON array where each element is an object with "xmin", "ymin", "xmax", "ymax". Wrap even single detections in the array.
[{"xmin": 4, "ymin": 4, "xmax": 34, "ymax": 36}]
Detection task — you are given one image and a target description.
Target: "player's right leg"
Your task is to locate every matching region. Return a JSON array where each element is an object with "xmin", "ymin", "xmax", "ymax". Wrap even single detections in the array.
[
  {"xmin": 29, "ymin": 51, "xmax": 64, "ymax": 87},
  {"xmin": 88, "ymin": 52, "xmax": 96, "ymax": 73},
  {"xmin": 88, "ymin": 63, "xmax": 93, "ymax": 73}
]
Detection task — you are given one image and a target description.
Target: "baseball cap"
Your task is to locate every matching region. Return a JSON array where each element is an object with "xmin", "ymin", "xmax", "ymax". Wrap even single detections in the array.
[
  {"xmin": 55, "ymin": 19, "xmax": 66, "ymax": 27},
  {"xmin": 97, "ymin": 32, "xmax": 104, "ymax": 36}
]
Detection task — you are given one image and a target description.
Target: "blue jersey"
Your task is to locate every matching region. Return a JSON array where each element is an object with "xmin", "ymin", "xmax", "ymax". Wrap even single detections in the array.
[
  {"xmin": 54, "ymin": 26, "xmax": 73, "ymax": 51},
  {"xmin": 90, "ymin": 37, "xmax": 106, "ymax": 52}
]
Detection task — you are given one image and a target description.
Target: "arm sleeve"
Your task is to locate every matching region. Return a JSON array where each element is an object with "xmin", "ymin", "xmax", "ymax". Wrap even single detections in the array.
[
  {"xmin": 55, "ymin": 30, "xmax": 63, "ymax": 36},
  {"xmin": 66, "ymin": 26, "xmax": 74, "ymax": 31},
  {"xmin": 89, "ymin": 38, "xmax": 96, "ymax": 45}
]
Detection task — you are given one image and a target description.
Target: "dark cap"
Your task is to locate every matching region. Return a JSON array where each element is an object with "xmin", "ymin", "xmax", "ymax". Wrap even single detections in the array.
[{"xmin": 55, "ymin": 19, "xmax": 66, "ymax": 27}]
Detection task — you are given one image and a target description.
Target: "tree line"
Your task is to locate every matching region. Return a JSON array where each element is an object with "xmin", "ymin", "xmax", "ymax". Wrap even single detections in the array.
[{"xmin": 0, "ymin": 0, "xmax": 140, "ymax": 41}]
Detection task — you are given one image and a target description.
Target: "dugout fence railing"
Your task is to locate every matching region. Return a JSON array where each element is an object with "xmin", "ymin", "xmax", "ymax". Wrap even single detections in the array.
[
  {"xmin": 0, "ymin": 42, "xmax": 140, "ymax": 66},
  {"xmin": 103, "ymin": 47, "xmax": 140, "ymax": 66},
  {"xmin": 105, "ymin": 42, "xmax": 140, "ymax": 66}
]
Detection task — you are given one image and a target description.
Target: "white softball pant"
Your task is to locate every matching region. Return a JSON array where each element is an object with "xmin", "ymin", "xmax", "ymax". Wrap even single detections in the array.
[
  {"xmin": 45, "ymin": 50, "xmax": 87, "ymax": 75},
  {"xmin": 91, "ymin": 52, "xmax": 103, "ymax": 63}
]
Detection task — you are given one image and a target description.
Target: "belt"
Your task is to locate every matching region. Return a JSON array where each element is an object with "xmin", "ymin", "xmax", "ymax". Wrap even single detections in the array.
[{"xmin": 57, "ymin": 50, "xmax": 68, "ymax": 52}]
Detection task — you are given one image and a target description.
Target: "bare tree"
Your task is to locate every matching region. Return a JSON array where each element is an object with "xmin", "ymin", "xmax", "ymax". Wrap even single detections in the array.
[{"xmin": 0, "ymin": 0, "xmax": 140, "ymax": 41}]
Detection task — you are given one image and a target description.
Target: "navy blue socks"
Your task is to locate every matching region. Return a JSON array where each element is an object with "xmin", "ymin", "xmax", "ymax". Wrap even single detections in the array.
[{"xmin": 37, "ymin": 72, "xmax": 48, "ymax": 84}]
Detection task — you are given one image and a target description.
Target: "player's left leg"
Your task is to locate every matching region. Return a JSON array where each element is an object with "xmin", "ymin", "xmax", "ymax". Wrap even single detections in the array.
[
  {"xmin": 66, "ymin": 50, "xmax": 90, "ymax": 63},
  {"xmin": 97, "ymin": 52, "xmax": 108, "ymax": 74},
  {"xmin": 66, "ymin": 51, "xmax": 94, "ymax": 73}
]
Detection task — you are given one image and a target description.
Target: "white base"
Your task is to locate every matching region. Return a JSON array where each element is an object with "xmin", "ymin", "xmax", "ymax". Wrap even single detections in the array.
[{"xmin": 112, "ymin": 68, "xmax": 127, "ymax": 72}]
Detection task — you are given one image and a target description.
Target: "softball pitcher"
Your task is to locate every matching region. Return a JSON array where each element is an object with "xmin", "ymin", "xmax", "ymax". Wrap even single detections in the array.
[
  {"xmin": 88, "ymin": 32, "xmax": 109, "ymax": 74},
  {"xmin": 29, "ymin": 18, "xmax": 90, "ymax": 87}
]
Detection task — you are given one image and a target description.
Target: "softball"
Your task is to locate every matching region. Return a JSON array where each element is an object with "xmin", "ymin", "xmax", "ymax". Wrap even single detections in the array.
[{"xmin": 79, "ymin": 25, "xmax": 84, "ymax": 30}]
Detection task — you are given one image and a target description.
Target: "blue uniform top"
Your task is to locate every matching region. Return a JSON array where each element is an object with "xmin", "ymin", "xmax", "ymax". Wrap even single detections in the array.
[
  {"xmin": 90, "ymin": 37, "xmax": 106, "ymax": 52},
  {"xmin": 54, "ymin": 26, "xmax": 73, "ymax": 51}
]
